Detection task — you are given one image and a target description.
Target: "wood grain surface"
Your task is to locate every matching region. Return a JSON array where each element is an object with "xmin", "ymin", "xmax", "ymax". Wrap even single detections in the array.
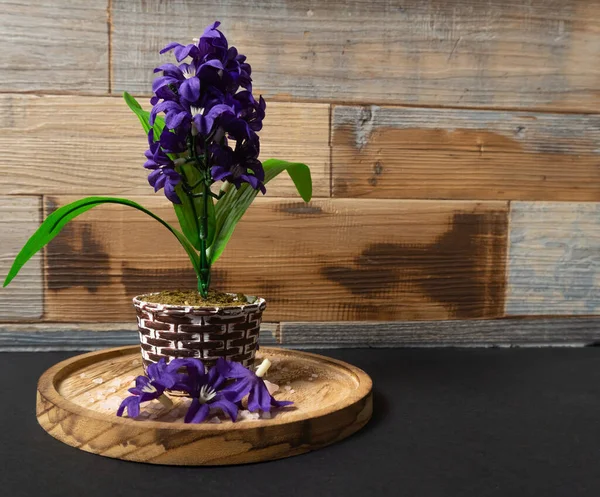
[
  {"xmin": 0, "ymin": 322, "xmax": 279, "ymax": 351},
  {"xmin": 332, "ymin": 106, "xmax": 600, "ymax": 201},
  {"xmin": 507, "ymin": 202, "xmax": 600, "ymax": 315},
  {"xmin": 5, "ymin": 318, "xmax": 599, "ymax": 349},
  {"xmin": 0, "ymin": 95, "xmax": 330, "ymax": 197},
  {"xmin": 2, "ymin": 0, "xmax": 600, "ymax": 334},
  {"xmin": 0, "ymin": 196, "xmax": 43, "ymax": 320},
  {"xmin": 281, "ymin": 317, "xmax": 600, "ymax": 347},
  {"xmin": 36, "ymin": 346, "xmax": 373, "ymax": 465},
  {"xmin": 1, "ymin": 0, "xmax": 108, "ymax": 92},
  {"xmin": 43, "ymin": 196, "xmax": 508, "ymax": 322},
  {"xmin": 112, "ymin": 0, "xmax": 600, "ymax": 111}
]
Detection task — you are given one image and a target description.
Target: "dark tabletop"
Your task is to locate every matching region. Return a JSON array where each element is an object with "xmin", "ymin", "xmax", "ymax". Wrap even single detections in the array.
[{"xmin": 3, "ymin": 348, "xmax": 600, "ymax": 497}]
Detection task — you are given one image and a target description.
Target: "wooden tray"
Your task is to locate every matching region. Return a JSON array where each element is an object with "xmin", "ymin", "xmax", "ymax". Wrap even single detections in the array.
[{"xmin": 36, "ymin": 346, "xmax": 373, "ymax": 465}]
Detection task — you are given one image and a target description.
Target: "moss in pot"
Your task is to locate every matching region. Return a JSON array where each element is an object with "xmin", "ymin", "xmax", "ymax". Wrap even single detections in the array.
[{"xmin": 4, "ymin": 21, "xmax": 312, "ymax": 376}]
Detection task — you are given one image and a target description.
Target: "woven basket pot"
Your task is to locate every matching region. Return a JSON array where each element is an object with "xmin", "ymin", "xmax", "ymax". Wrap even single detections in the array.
[{"xmin": 133, "ymin": 294, "xmax": 266, "ymax": 371}]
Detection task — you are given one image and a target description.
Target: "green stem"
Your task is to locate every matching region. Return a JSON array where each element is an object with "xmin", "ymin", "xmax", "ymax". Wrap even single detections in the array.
[
  {"xmin": 188, "ymin": 136, "xmax": 211, "ymax": 298},
  {"xmin": 198, "ymin": 180, "xmax": 211, "ymax": 296},
  {"xmin": 185, "ymin": 134, "xmax": 210, "ymax": 298}
]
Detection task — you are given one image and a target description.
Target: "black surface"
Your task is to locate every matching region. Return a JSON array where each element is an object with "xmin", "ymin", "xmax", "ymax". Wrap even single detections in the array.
[{"xmin": 3, "ymin": 348, "xmax": 600, "ymax": 497}]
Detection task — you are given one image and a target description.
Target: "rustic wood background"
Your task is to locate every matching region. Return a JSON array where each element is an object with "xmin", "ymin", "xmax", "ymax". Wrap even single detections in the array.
[{"xmin": 2, "ymin": 0, "xmax": 600, "ymax": 347}]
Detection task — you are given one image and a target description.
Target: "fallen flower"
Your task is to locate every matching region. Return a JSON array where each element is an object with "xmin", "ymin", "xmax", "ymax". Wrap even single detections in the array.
[
  {"xmin": 116, "ymin": 359, "xmax": 183, "ymax": 418},
  {"xmin": 172, "ymin": 358, "xmax": 239, "ymax": 424},
  {"xmin": 116, "ymin": 357, "xmax": 292, "ymax": 422},
  {"xmin": 218, "ymin": 358, "xmax": 293, "ymax": 413}
]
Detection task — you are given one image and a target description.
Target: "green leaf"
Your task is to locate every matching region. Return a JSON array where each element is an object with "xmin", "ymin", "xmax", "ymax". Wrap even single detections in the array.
[
  {"xmin": 173, "ymin": 184, "xmax": 216, "ymax": 251},
  {"xmin": 208, "ymin": 159, "xmax": 312, "ymax": 264},
  {"xmin": 262, "ymin": 159, "xmax": 312, "ymax": 203},
  {"xmin": 123, "ymin": 91, "xmax": 165, "ymax": 139},
  {"xmin": 3, "ymin": 197, "xmax": 200, "ymax": 287},
  {"xmin": 173, "ymin": 163, "xmax": 216, "ymax": 250}
]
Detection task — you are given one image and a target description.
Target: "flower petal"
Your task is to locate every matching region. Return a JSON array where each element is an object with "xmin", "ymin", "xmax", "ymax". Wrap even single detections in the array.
[
  {"xmin": 221, "ymin": 377, "xmax": 252, "ymax": 403},
  {"xmin": 184, "ymin": 398, "xmax": 201, "ymax": 423},
  {"xmin": 134, "ymin": 375, "xmax": 152, "ymax": 391},
  {"xmin": 152, "ymin": 75, "xmax": 179, "ymax": 94},
  {"xmin": 153, "ymin": 173, "xmax": 167, "ymax": 192},
  {"xmin": 243, "ymin": 173, "xmax": 259, "ymax": 190},
  {"xmin": 272, "ymin": 398, "xmax": 294, "ymax": 409},
  {"xmin": 186, "ymin": 400, "xmax": 210, "ymax": 424},
  {"xmin": 160, "ymin": 42, "xmax": 182, "ymax": 54},
  {"xmin": 174, "ymin": 44, "xmax": 195, "ymax": 62},
  {"xmin": 207, "ymin": 362, "xmax": 226, "ymax": 390},
  {"xmin": 165, "ymin": 110, "xmax": 189, "ymax": 130},
  {"xmin": 154, "ymin": 63, "xmax": 182, "ymax": 75},
  {"xmin": 247, "ymin": 381, "xmax": 272, "ymax": 412},
  {"xmin": 150, "ymin": 100, "xmax": 181, "ymax": 125},
  {"xmin": 164, "ymin": 180, "xmax": 181, "ymax": 204},
  {"xmin": 211, "ymin": 398, "xmax": 238, "ymax": 421},
  {"xmin": 179, "ymin": 76, "xmax": 201, "ymax": 102},
  {"xmin": 211, "ymin": 167, "xmax": 230, "ymax": 182},
  {"xmin": 117, "ymin": 396, "xmax": 141, "ymax": 418},
  {"xmin": 217, "ymin": 359, "xmax": 252, "ymax": 379}
]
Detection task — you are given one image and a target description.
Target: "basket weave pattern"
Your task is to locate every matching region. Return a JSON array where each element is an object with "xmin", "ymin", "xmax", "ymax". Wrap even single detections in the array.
[{"xmin": 133, "ymin": 296, "xmax": 266, "ymax": 370}]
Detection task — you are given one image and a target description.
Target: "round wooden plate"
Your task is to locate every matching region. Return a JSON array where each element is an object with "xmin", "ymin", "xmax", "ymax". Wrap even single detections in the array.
[{"xmin": 36, "ymin": 346, "xmax": 373, "ymax": 465}]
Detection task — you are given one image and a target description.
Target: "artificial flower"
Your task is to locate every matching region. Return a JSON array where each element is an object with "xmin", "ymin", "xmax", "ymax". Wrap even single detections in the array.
[
  {"xmin": 143, "ymin": 130, "xmax": 182, "ymax": 204},
  {"xmin": 218, "ymin": 358, "xmax": 293, "ymax": 413},
  {"xmin": 210, "ymin": 139, "xmax": 266, "ymax": 193},
  {"xmin": 170, "ymin": 358, "xmax": 239, "ymax": 423},
  {"xmin": 147, "ymin": 20, "xmax": 266, "ymax": 200},
  {"xmin": 116, "ymin": 358, "xmax": 182, "ymax": 418}
]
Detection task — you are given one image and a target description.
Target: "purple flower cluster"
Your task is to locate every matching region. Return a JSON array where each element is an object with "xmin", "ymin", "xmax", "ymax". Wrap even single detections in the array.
[
  {"xmin": 144, "ymin": 21, "xmax": 267, "ymax": 203},
  {"xmin": 117, "ymin": 358, "xmax": 292, "ymax": 423}
]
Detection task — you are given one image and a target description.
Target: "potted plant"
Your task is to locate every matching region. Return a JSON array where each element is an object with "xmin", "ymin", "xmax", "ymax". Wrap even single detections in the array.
[{"xmin": 3, "ymin": 21, "xmax": 311, "ymax": 374}]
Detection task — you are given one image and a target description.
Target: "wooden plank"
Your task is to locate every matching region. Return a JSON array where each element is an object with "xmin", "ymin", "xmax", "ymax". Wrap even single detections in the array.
[
  {"xmin": 44, "ymin": 196, "xmax": 508, "ymax": 322},
  {"xmin": 3, "ymin": 318, "xmax": 599, "ymax": 349},
  {"xmin": 0, "ymin": 196, "xmax": 43, "ymax": 320},
  {"xmin": 0, "ymin": 323, "xmax": 279, "ymax": 351},
  {"xmin": 507, "ymin": 202, "xmax": 600, "ymax": 315},
  {"xmin": 332, "ymin": 105, "xmax": 600, "ymax": 201},
  {"xmin": 0, "ymin": 0, "xmax": 108, "ymax": 92},
  {"xmin": 112, "ymin": 0, "xmax": 600, "ymax": 112},
  {"xmin": 0, "ymin": 95, "xmax": 330, "ymax": 197},
  {"xmin": 281, "ymin": 317, "xmax": 600, "ymax": 347}
]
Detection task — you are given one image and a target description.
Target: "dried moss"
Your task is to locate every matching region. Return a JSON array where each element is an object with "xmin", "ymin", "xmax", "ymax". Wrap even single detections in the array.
[{"xmin": 140, "ymin": 290, "xmax": 249, "ymax": 307}]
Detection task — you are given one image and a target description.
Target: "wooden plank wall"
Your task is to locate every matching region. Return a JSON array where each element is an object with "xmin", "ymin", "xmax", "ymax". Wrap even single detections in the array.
[{"xmin": 2, "ymin": 0, "xmax": 600, "ymax": 347}]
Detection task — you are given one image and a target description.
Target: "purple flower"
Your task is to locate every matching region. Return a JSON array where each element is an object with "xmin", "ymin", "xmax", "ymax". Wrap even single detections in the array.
[
  {"xmin": 116, "ymin": 359, "xmax": 182, "ymax": 418},
  {"xmin": 160, "ymin": 21, "xmax": 228, "ymax": 63},
  {"xmin": 214, "ymin": 107, "xmax": 251, "ymax": 142},
  {"xmin": 159, "ymin": 21, "xmax": 252, "ymax": 96},
  {"xmin": 234, "ymin": 91, "xmax": 266, "ymax": 132},
  {"xmin": 158, "ymin": 126, "xmax": 187, "ymax": 155},
  {"xmin": 150, "ymin": 99, "xmax": 191, "ymax": 130},
  {"xmin": 217, "ymin": 359, "xmax": 293, "ymax": 413},
  {"xmin": 190, "ymin": 102, "xmax": 231, "ymax": 138},
  {"xmin": 198, "ymin": 21, "xmax": 229, "ymax": 60},
  {"xmin": 115, "ymin": 357, "xmax": 291, "ymax": 422},
  {"xmin": 174, "ymin": 358, "xmax": 239, "ymax": 423},
  {"xmin": 147, "ymin": 21, "xmax": 268, "ymax": 196},
  {"xmin": 210, "ymin": 138, "xmax": 266, "ymax": 193},
  {"xmin": 150, "ymin": 84, "xmax": 176, "ymax": 106},
  {"xmin": 152, "ymin": 62, "xmax": 202, "ymax": 103},
  {"xmin": 143, "ymin": 130, "xmax": 182, "ymax": 204}
]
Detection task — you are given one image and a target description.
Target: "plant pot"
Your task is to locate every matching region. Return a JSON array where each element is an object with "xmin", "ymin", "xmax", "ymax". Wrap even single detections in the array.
[{"xmin": 132, "ymin": 293, "xmax": 266, "ymax": 371}]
